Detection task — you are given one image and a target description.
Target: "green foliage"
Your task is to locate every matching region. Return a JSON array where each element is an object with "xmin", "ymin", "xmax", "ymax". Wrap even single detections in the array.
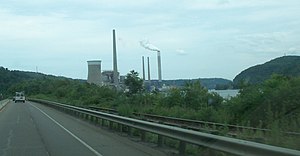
[
  {"xmin": 253, "ymin": 120, "xmax": 264, "ymax": 139},
  {"xmin": 227, "ymin": 75, "xmax": 300, "ymax": 133},
  {"xmin": 182, "ymin": 81, "xmax": 208, "ymax": 109},
  {"xmin": 0, "ymin": 67, "xmax": 67, "ymax": 97},
  {"xmin": 6, "ymin": 77, "xmax": 118, "ymax": 107},
  {"xmin": 124, "ymin": 70, "xmax": 144, "ymax": 95},
  {"xmin": 160, "ymin": 81, "xmax": 223, "ymax": 112},
  {"xmin": 225, "ymin": 75, "xmax": 300, "ymax": 150},
  {"xmin": 117, "ymin": 104, "xmax": 133, "ymax": 117},
  {"xmin": 162, "ymin": 88, "xmax": 184, "ymax": 108}
]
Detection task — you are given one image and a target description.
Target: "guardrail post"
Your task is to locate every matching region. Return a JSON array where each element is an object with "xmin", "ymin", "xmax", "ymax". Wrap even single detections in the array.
[
  {"xmin": 179, "ymin": 141, "xmax": 186, "ymax": 155},
  {"xmin": 118, "ymin": 123, "xmax": 122, "ymax": 132},
  {"xmin": 158, "ymin": 135, "xmax": 163, "ymax": 147},
  {"xmin": 141, "ymin": 130, "xmax": 146, "ymax": 142},
  {"xmin": 109, "ymin": 121, "xmax": 113, "ymax": 130},
  {"xmin": 90, "ymin": 116, "xmax": 94, "ymax": 122},
  {"xmin": 128, "ymin": 127, "xmax": 133, "ymax": 136},
  {"xmin": 95, "ymin": 117, "xmax": 99, "ymax": 125},
  {"xmin": 101, "ymin": 119, "xmax": 105, "ymax": 126}
]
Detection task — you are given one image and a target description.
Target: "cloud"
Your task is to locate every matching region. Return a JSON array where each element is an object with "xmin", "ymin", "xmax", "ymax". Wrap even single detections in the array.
[
  {"xmin": 176, "ymin": 49, "xmax": 188, "ymax": 55},
  {"xmin": 234, "ymin": 32, "xmax": 290, "ymax": 53},
  {"xmin": 286, "ymin": 47, "xmax": 300, "ymax": 55},
  {"xmin": 183, "ymin": 0, "xmax": 249, "ymax": 10},
  {"xmin": 183, "ymin": 0, "xmax": 289, "ymax": 10}
]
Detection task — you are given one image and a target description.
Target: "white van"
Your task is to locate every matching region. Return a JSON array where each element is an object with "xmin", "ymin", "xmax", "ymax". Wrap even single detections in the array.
[{"xmin": 15, "ymin": 92, "xmax": 26, "ymax": 103}]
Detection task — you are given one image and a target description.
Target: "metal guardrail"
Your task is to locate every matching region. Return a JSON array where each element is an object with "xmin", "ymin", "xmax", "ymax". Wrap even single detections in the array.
[
  {"xmin": 88, "ymin": 106, "xmax": 300, "ymax": 136},
  {"xmin": 0, "ymin": 99, "xmax": 9, "ymax": 111},
  {"xmin": 29, "ymin": 99, "xmax": 300, "ymax": 156}
]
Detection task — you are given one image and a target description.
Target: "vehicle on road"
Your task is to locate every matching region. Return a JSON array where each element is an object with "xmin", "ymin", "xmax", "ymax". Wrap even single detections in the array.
[{"xmin": 14, "ymin": 92, "xmax": 25, "ymax": 103}]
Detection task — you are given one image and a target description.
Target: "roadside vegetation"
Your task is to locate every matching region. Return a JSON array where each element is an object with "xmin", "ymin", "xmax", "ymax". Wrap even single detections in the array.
[{"xmin": 2, "ymin": 68, "xmax": 300, "ymax": 151}]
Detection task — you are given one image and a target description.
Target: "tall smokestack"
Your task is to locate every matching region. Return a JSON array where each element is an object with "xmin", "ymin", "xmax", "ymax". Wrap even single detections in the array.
[
  {"xmin": 157, "ymin": 51, "xmax": 162, "ymax": 83},
  {"xmin": 147, "ymin": 57, "xmax": 151, "ymax": 82},
  {"xmin": 142, "ymin": 56, "xmax": 145, "ymax": 80},
  {"xmin": 112, "ymin": 29, "xmax": 119, "ymax": 87}
]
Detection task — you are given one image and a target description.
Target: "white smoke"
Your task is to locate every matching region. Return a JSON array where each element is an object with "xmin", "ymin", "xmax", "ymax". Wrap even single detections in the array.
[
  {"xmin": 176, "ymin": 49, "xmax": 188, "ymax": 55},
  {"xmin": 140, "ymin": 40, "xmax": 160, "ymax": 52}
]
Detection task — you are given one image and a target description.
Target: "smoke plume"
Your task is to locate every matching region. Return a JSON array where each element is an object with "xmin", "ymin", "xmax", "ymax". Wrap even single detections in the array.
[{"xmin": 140, "ymin": 40, "xmax": 160, "ymax": 52}]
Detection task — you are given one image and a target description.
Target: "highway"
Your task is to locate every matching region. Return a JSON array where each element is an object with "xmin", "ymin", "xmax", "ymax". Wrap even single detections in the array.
[{"xmin": 0, "ymin": 101, "xmax": 167, "ymax": 156}]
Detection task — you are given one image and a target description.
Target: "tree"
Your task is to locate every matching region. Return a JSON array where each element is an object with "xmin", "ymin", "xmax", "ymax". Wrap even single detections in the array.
[
  {"xmin": 162, "ymin": 88, "xmax": 184, "ymax": 108},
  {"xmin": 182, "ymin": 81, "xmax": 209, "ymax": 109},
  {"xmin": 124, "ymin": 70, "xmax": 144, "ymax": 95}
]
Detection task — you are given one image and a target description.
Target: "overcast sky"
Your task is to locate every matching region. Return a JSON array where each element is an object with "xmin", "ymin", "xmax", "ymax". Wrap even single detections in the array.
[{"xmin": 0, "ymin": 0, "xmax": 300, "ymax": 80}]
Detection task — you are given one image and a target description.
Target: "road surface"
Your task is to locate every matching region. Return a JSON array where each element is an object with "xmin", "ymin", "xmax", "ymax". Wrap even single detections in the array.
[{"xmin": 0, "ymin": 101, "xmax": 167, "ymax": 156}]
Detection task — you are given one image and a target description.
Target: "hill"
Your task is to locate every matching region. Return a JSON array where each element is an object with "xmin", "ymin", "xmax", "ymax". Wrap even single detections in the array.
[
  {"xmin": 0, "ymin": 67, "xmax": 74, "ymax": 96},
  {"xmin": 233, "ymin": 56, "xmax": 300, "ymax": 85}
]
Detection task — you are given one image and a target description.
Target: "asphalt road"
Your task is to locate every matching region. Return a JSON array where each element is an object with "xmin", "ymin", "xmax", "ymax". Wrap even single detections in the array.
[{"xmin": 0, "ymin": 101, "xmax": 167, "ymax": 156}]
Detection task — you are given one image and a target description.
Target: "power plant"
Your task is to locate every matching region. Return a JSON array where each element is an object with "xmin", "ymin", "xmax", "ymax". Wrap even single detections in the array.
[
  {"xmin": 87, "ymin": 29, "xmax": 120, "ymax": 88},
  {"xmin": 87, "ymin": 30, "xmax": 164, "ymax": 89}
]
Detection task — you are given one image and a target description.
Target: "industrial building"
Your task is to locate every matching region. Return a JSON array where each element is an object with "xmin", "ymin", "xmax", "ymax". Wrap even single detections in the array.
[{"xmin": 87, "ymin": 29, "xmax": 121, "ymax": 88}]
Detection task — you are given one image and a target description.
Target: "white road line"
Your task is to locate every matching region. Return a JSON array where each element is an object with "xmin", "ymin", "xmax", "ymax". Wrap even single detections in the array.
[{"xmin": 29, "ymin": 102, "xmax": 103, "ymax": 156}]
